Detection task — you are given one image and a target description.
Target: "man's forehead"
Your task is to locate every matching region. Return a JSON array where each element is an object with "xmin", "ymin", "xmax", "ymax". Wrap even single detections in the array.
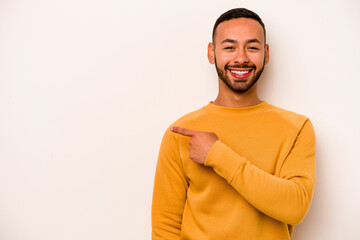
[{"xmin": 215, "ymin": 18, "xmax": 265, "ymax": 44}]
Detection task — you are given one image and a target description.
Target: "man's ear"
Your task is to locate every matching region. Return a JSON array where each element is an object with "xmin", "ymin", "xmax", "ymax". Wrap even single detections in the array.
[
  {"xmin": 264, "ymin": 44, "xmax": 269, "ymax": 65},
  {"xmin": 207, "ymin": 42, "xmax": 215, "ymax": 64}
]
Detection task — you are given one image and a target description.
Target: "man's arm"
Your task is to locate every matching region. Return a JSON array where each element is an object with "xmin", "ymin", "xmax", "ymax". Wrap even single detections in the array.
[
  {"xmin": 171, "ymin": 119, "xmax": 316, "ymax": 225},
  {"xmin": 152, "ymin": 128, "xmax": 189, "ymax": 240}
]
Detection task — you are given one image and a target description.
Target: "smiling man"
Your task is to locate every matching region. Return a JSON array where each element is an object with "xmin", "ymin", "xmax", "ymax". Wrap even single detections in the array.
[{"xmin": 152, "ymin": 8, "xmax": 316, "ymax": 240}]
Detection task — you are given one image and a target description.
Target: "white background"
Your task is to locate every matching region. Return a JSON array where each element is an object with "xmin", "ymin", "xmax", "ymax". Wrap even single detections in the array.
[{"xmin": 0, "ymin": 0, "xmax": 359, "ymax": 239}]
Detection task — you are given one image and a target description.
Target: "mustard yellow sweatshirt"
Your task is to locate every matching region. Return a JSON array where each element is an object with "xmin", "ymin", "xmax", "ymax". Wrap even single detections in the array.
[{"xmin": 152, "ymin": 101, "xmax": 316, "ymax": 240}]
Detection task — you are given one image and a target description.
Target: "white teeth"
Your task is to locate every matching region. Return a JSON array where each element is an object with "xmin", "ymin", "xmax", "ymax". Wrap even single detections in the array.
[{"xmin": 231, "ymin": 70, "xmax": 249, "ymax": 75}]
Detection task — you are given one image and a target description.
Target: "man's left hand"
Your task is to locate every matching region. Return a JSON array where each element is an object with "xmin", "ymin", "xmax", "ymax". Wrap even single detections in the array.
[{"xmin": 170, "ymin": 126, "xmax": 218, "ymax": 164}]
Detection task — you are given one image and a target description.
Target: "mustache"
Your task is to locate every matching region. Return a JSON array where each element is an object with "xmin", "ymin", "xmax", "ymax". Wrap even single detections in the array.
[{"xmin": 226, "ymin": 64, "xmax": 256, "ymax": 69}]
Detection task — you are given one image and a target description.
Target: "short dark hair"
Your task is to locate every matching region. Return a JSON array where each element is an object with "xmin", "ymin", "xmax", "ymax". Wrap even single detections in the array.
[{"xmin": 212, "ymin": 8, "xmax": 266, "ymax": 44}]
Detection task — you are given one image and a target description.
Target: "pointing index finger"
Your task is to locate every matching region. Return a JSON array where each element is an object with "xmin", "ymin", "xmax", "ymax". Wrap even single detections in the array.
[{"xmin": 170, "ymin": 126, "xmax": 195, "ymax": 137}]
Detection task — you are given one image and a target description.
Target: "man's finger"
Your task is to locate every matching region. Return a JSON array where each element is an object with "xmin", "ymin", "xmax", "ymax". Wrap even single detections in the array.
[{"xmin": 170, "ymin": 126, "xmax": 196, "ymax": 137}]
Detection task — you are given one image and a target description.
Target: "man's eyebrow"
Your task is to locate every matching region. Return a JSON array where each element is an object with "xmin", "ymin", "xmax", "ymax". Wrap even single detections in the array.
[
  {"xmin": 246, "ymin": 39, "xmax": 262, "ymax": 44},
  {"xmin": 221, "ymin": 39, "xmax": 238, "ymax": 44},
  {"xmin": 220, "ymin": 38, "xmax": 263, "ymax": 44}
]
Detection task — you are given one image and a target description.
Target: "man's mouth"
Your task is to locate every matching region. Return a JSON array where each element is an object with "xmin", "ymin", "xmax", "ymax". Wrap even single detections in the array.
[{"xmin": 229, "ymin": 69, "xmax": 253, "ymax": 79}]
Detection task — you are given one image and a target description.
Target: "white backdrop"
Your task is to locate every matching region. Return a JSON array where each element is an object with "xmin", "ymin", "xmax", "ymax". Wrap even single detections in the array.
[{"xmin": 0, "ymin": 0, "xmax": 359, "ymax": 239}]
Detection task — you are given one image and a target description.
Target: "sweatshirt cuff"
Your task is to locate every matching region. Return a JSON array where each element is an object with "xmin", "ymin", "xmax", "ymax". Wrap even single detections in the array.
[{"xmin": 204, "ymin": 140, "xmax": 245, "ymax": 183}]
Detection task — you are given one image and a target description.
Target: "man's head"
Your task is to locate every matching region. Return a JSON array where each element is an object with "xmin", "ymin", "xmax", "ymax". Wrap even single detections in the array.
[
  {"xmin": 208, "ymin": 8, "xmax": 269, "ymax": 94},
  {"xmin": 212, "ymin": 8, "xmax": 266, "ymax": 44}
]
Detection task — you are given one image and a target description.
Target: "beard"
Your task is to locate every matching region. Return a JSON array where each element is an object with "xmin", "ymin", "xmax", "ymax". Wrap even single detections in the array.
[{"xmin": 215, "ymin": 58, "xmax": 265, "ymax": 93}]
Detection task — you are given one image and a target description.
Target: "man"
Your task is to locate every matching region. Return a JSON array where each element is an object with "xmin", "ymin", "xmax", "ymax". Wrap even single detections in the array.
[{"xmin": 152, "ymin": 8, "xmax": 316, "ymax": 240}]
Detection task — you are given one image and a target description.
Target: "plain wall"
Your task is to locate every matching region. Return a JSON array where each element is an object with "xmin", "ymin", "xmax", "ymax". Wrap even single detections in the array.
[{"xmin": 0, "ymin": 0, "xmax": 359, "ymax": 239}]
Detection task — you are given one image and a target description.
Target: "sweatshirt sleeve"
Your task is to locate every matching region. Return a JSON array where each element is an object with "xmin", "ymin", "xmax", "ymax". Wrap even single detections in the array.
[
  {"xmin": 152, "ymin": 128, "xmax": 189, "ymax": 240},
  {"xmin": 204, "ymin": 119, "xmax": 316, "ymax": 225}
]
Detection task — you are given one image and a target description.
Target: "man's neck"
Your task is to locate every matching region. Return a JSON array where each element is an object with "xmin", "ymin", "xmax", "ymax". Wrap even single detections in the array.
[{"xmin": 212, "ymin": 82, "xmax": 262, "ymax": 108}]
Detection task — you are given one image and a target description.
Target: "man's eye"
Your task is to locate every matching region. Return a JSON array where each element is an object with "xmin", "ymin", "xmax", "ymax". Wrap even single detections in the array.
[
  {"xmin": 224, "ymin": 46, "xmax": 234, "ymax": 50},
  {"xmin": 248, "ymin": 46, "xmax": 259, "ymax": 50}
]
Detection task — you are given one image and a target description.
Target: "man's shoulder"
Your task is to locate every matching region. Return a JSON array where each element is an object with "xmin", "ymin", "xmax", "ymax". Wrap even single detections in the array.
[
  {"xmin": 160, "ymin": 105, "xmax": 208, "ymax": 144},
  {"xmin": 265, "ymin": 103, "xmax": 311, "ymax": 128}
]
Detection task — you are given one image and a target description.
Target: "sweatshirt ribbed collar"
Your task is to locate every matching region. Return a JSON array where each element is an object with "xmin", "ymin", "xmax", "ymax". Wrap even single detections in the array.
[{"xmin": 204, "ymin": 101, "xmax": 269, "ymax": 116}]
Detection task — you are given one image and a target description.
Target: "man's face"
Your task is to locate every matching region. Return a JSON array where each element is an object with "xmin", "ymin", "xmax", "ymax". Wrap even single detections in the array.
[{"xmin": 208, "ymin": 18, "xmax": 269, "ymax": 93}]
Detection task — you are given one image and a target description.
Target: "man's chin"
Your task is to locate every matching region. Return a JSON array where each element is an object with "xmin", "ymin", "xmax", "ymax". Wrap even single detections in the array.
[{"xmin": 227, "ymin": 78, "xmax": 258, "ymax": 93}]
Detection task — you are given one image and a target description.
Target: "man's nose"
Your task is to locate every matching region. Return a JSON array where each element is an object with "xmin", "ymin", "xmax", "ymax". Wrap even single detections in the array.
[{"xmin": 234, "ymin": 49, "xmax": 249, "ymax": 64}]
